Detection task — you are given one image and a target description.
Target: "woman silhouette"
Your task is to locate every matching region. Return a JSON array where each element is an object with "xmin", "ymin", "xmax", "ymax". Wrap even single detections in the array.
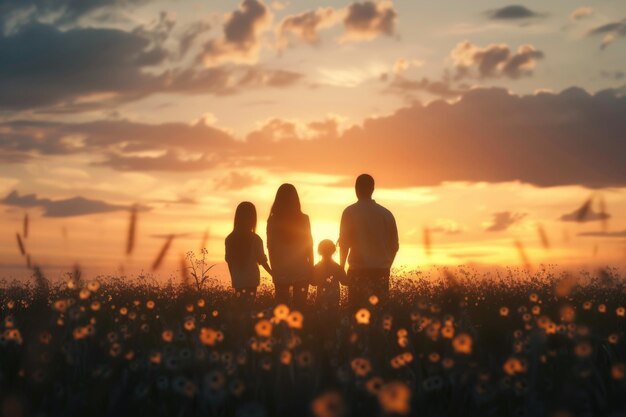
[{"xmin": 267, "ymin": 184, "xmax": 313, "ymax": 309}]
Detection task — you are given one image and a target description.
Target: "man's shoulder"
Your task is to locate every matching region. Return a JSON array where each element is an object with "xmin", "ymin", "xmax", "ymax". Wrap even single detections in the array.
[{"xmin": 373, "ymin": 201, "xmax": 395, "ymax": 218}]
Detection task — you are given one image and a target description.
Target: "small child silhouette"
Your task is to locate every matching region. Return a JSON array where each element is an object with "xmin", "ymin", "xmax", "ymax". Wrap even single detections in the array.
[{"xmin": 312, "ymin": 239, "xmax": 346, "ymax": 311}]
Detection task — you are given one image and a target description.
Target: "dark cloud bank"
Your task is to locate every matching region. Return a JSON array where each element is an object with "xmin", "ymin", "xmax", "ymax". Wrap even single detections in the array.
[{"xmin": 3, "ymin": 86, "xmax": 626, "ymax": 189}]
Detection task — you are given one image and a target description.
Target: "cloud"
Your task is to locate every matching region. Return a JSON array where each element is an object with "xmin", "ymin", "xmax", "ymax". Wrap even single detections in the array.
[
  {"xmin": 214, "ymin": 172, "xmax": 264, "ymax": 190},
  {"xmin": 587, "ymin": 19, "xmax": 626, "ymax": 49},
  {"xmin": 0, "ymin": 22, "xmax": 302, "ymax": 112},
  {"xmin": 383, "ymin": 75, "xmax": 465, "ymax": 99},
  {"xmin": 342, "ymin": 0, "xmax": 397, "ymax": 42},
  {"xmin": 4, "ymin": 87, "xmax": 626, "ymax": 188},
  {"xmin": 601, "ymin": 70, "xmax": 625, "ymax": 80},
  {"xmin": 485, "ymin": 212, "xmax": 526, "ymax": 232},
  {"xmin": 1, "ymin": 191, "xmax": 132, "ymax": 217},
  {"xmin": 570, "ymin": 7, "xmax": 593, "ymax": 21},
  {"xmin": 199, "ymin": 0, "xmax": 272, "ymax": 66},
  {"xmin": 578, "ymin": 230, "xmax": 626, "ymax": 238},
  {"xmin": 487, "ymin": 5, "xmax": 543, "ymax": 20},
  {"xmin": 0, "ymin": 0, "xmax": 151, "ymax": 30},
  {"xmin": 451, "ymin": 41, "xmax": 544, "ymax": 80},
  {"xmin": 178, "ymin": 20, "xmax": 212, "ymax": 58},
  {"xmin": 277, "ymin": 7, "xmax": 339, "ymax": 48},
  {"xmin": 276, "ymin": 1, "xmax": 397, "ymax": 49}
]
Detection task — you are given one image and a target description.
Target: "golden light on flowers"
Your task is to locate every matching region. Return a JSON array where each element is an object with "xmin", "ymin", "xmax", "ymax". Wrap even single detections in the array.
[
  {"xmin": 146, "ymin": 300, "xmax": 155, "ymax": 310},
  {"xmin": 280, "ymin": 350, "xmax": 292, "ymax": 365},
  {"xmin": 273, "ymin": 304, "xmax": 290, "ymax": 322},
  {"xmin": 608, "ymin": 334, "xmax": 619, "ymax": 344},
  {"xmin": 162, "ymin": 330, "xmax": 173, "ymax": 343},
  {"xmin": 369, "ymin": 295, "xmax": 379, "ymax": 306},
  {"xmin": 531, "ymin": 305, "xmax": 541, "ymax": 315},
  {"xmin": 499, "ymin": 307, "xmax": 509, "ymax": 317},
  {"xmin": 197, "ymin": 298, "xmax": 205, "ymax": 308},
  {"xmin": 199, "ymin": 327, "xmax": 222, "ymax": 346},
  {"xmin": 351, "ymin": 357, "xmax": 372, "ymax": 377},
  {"xmin": 184, "ymin": 317, "xmax": 195, "ymax": 331},
  {"xmin": 119, "ymin": 307, "xmax": 128, "ymax": 316},
  {"xmin": 287, "ymin": 311, "xmax": 303, "ymax": 329},
  {"xmin": 311, "ymin": 391, "xmax": 344, "ymax": 417},
  {"xmin": 149, "ymin": 351, "xmax": 162, "ymax": 364},
  {"xmin": 441, "ymin": 324, "xmax": 455, "ymax": 339},
  {"xmin": 582, "ymin": 301, "xmax": 592, "ymax": 310},
  {"xmin": 442, "ymin": 358, "xmax": 455, "ymax": 369},
  {"xmin": 366, "ymin": 377, "xmax": 384, "ymax": 395},
  {"xmin": 255, "ymin": 319, "xmax": 273, "ymax": 337},
  {"xmin": 90, "ymin": 301, "xmax": 101, "ymax": 311},
  {"xmin": 4, "ymin": 329, "xmax": 23, "ymax": 345},
  {"xmin": 598, "ymin": 304, "xmax": 607, "ymax": 313},
  {"xmin": 503, "ymin": 357, "xmax": 526, "ymax": 376},
  {"xmin": 297, "ymin": 351, "xmax": 313, "ymax": 367},
  {"xmin": 616, "ymin": 307, "xmax": 625, "ymax": 317},
  {"xmin": 79, "ymin": 289, "xmax": 91, "ymax": 300},
  {"xmin": 529, "ymin": 293, "xmax": 539, "ymax": 303},
  {"xmin": 612, "ymin": 363, "xmax": 625, "ymax": 380},
  {"xmin": 378, "ymin": 381, "xmax": 411, "ymax": 415},
  {"xmin": 560, "ymin": 305, "xmax": 576, "ymax": 322},
  {"xmin": 355, "ymin": 308, "xmax": 371, "ymax": 325},
  {"xmin": 87, "ymin": 280, "xmax": 100, "ymax": 292},
  {"xmin": 452, "ymin": 333, "xmax": 473, "ymax": 355},
  {"xmin": 185, "ymin": 304, "xmax": 194, "ymax": 313},
  {"xmin": 53, "ymin": 299, "xmax": 68, "ymax": 313},
  {"xmin": 574, "ymin": 341, "xmax": 592, "ymax": 358}
]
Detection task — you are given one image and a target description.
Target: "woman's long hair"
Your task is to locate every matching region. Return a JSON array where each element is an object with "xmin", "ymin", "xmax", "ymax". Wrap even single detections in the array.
[
  {"xmin": 269, "ymin": 184, "xmax": 302, "ymax": 220},
  {"xmin": 268, "ymin": 184, "xmax": 305, "ymax": 243},
  {"xmin": 229, "ymin": 202, "xmax": 257, "ymax": 264}
]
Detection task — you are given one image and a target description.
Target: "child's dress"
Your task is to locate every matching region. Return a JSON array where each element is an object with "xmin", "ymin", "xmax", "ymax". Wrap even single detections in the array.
[{"xmin": 312, "ymin": 260, "xmax": 346, "ymax": 310}]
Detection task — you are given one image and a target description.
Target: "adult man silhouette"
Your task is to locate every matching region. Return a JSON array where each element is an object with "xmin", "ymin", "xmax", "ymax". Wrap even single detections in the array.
[{"xmin": 339, "ymin": 174, "xmax": 399, "ymax": 307}]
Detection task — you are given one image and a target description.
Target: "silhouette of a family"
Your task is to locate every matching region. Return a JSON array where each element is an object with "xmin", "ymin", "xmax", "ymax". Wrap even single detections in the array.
[{"xmin": 225, "ymin": 174, "xmax": 399, "ymax": 310}]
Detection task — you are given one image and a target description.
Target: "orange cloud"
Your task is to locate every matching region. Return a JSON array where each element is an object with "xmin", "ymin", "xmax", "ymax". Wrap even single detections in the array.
[
  {"xmin": 200, "ymin": 0, "xmax": 272, "ymax": 66},
  {"xmin": 451, "ymin": 41, "xmax": 544, "ymax": 79}
]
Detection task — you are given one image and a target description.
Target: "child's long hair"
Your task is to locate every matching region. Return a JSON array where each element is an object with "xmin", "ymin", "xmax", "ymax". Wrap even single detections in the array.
[{"xmin": 229, "ymin": 202, "xmax": 257, "ymax": 264}]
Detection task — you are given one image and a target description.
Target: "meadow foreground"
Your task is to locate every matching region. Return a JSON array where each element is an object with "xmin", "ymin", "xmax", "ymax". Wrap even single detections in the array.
[{"xmin": 0, "ymin": 267, "xmax": 625, "ymax": 417}]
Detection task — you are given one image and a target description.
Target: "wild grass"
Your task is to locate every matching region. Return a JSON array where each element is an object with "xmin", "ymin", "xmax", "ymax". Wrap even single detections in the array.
[{"xmin": 0, "ymin": 266, "xmax": 625, "ymax": 417}]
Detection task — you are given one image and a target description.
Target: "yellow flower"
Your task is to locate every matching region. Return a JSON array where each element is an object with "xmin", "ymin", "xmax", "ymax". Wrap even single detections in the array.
[
  {"xmin": 273, "ymin": 304, "xmax": 290, "ymax": 321},
  {"xmin": 351, "ymin": 357, "xmax": 372, "ymax": 377},
  {"xmin": 452, "ymin": 333, "xmax": 472, "ymax": 355},
  {"xmin": 255, "ymin": 319, "xmax": 272, "ymax": 337},
  {"xmin": 311, "ymin": 391, "xmax": 344, "ymax": 417},
  {"xmin": 287, "ymin": 311, "xmax": 303, "ymax": 329},
  {"xmin": 355, "ymin": 308, "xmax": 370, "ymax": 325},
  {"xmin": 378, "ymin": 381, "xmax": 411, "ymax": 415}
]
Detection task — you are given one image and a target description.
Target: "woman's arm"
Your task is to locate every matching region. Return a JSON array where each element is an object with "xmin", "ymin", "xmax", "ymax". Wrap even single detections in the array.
[{"xmin": 304, "ymin": 215, "xmax": 314, "ymax": 267}]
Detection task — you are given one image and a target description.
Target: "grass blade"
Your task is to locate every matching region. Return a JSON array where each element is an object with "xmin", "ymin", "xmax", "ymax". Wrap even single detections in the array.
[
  {"xmin": 537, "ymin": 224, "xmax": 550, "ymax": 250},
  {"xmin": 152, "ymin": 234, "xmax": 174, "ymax": 271},
  {"xmin": 126, "ymin": 205, "xmax": 138, "ymax": 256},
  {"xmin": 16, "ymin": 233, "xmax": 26, "ymax": 256},
  {"xmin": 23, "ymin": 213, "xmax": 29, "ymax": 239}
]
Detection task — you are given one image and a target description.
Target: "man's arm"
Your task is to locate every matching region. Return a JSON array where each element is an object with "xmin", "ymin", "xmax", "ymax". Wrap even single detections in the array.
[
  {"xmin": 338, "ymin": 209, "xmax": 350, "ymax": 270},
  {"xmin": 389, "ymin": 212, "xmax": 399, "ymax": 265}
]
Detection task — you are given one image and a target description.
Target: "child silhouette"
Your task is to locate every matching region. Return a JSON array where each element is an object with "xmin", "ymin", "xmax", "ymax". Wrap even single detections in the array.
[
  {"xmin": 225, "ymin": 202, "xmax": 272, "ymax": 308},
  {"xmin": 312, "ymin": 239, "xmax": 346, "ymax": 312}
]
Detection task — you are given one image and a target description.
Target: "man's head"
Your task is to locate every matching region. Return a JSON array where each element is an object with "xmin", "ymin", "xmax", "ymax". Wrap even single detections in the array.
[{"xmin": 355, "ymin": 174, "xmax": 375, "ymax": 200}]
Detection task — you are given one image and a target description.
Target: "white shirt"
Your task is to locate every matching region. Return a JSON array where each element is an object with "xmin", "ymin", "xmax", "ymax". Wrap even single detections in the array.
[{"xmin": 338, "ymin": 199, "xmax": 399, "ymax": 269}]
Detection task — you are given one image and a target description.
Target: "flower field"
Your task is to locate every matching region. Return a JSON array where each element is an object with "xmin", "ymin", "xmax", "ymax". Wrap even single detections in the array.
[{"xmin": 0, "ymin": 267, "xmax": 625, "ymax": 417}]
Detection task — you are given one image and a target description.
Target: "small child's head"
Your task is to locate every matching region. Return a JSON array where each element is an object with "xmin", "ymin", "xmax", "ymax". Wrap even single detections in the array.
[{"xmin": 318, "ymin": 239, "xmax": 336, "ymax": 260}]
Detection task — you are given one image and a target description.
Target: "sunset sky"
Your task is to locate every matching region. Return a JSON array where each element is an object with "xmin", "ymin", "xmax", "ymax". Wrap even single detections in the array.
[{"xmin": 1, "ymin": 0, "xmax": 626, "ymax": 281}]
